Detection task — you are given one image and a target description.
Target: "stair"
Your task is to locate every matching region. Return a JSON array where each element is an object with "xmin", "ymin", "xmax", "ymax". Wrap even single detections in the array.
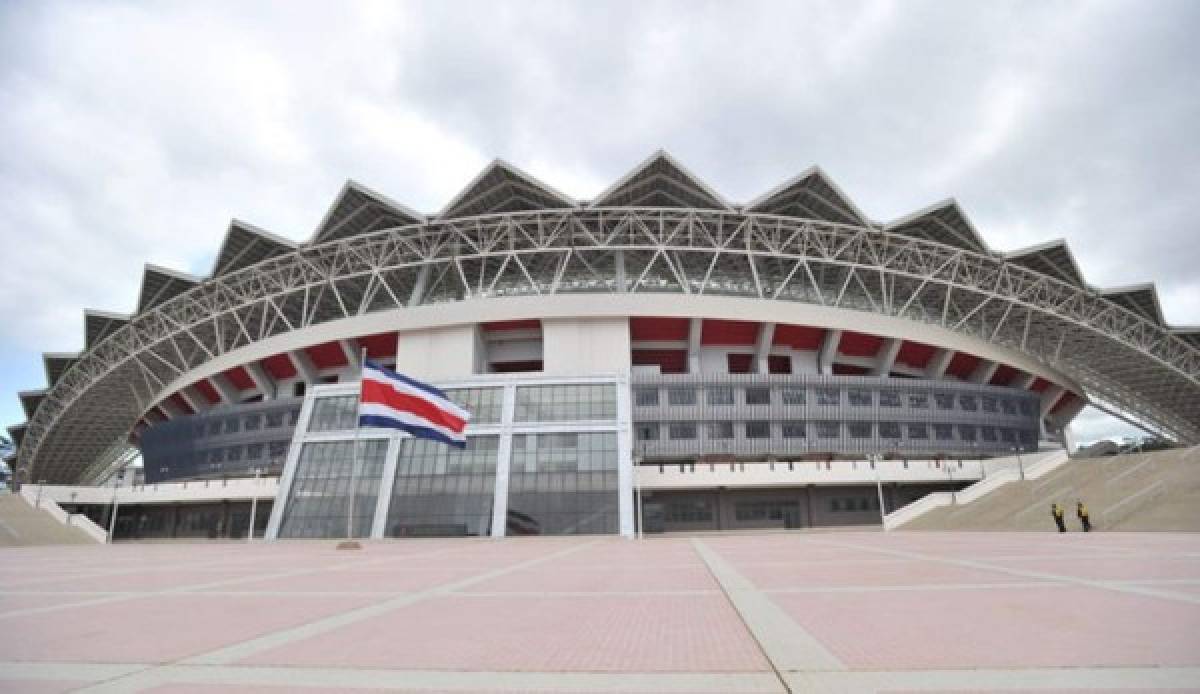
[{"xmin": 0, "ymin": 493, "xmax": 98, "ymax": 546}]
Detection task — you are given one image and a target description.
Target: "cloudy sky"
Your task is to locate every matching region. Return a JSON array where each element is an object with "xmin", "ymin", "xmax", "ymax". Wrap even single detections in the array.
[{"xmin": 1, "ymin": 0, "xmax": 1197, "ymax": 446}]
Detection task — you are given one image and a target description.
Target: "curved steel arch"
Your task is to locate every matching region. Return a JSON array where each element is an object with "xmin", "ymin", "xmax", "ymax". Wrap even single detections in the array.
[{"xmin": 19, "ymin": 208, "xmax": 1200, "ymax": 482}]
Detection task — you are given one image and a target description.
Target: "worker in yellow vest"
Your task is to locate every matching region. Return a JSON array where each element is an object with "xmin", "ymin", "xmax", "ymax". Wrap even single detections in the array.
[
  {"xmin": 1076, "ymin": 500, "xmax": 1091, "ymax": 532},
  {"xmin": 1051, "ymin": 503, "xmax": 1066, "ymax": 532}
]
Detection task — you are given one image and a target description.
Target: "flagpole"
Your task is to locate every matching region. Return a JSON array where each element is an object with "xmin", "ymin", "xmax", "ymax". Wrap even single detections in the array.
[{"xmin": 347, "ymin": 347, "xmax": 368, "ymax": 539}]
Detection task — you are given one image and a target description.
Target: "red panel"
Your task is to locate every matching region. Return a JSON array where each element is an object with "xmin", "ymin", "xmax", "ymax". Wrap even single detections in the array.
[
  {"xmin": 896, "ymin": 341, "xmax": 936, "ymax": 369},
  {"xmin": 483, "ymin": 320, "xmax": 540, "ymax": 332},
  {"xmin": 490, "ymin": 360, "xmax": 543, "ymax": 373},
  {"xmin": 168, "ymin": 393, "xmax": 194, "ymax": 416},
  {"xmin": 837, "ymin": 331, "xmax": 883, "ymax": 357},
  {"xmin": 989, "ymin": 364, "xmax": 1019, "ymax": 386},
  {"xmin": 630, "ymin": 317, "xmax": 690, "ymax": 341},
  {"xmin": 1051, "ymin": 392, "xmax": 1078, "ymax": 414},
  {"xmin": 357, "ymin": 332, "xmax": 398, "ymax": 358},
  {"xmin": 726, "ymin": 353, "xmax": 754, "ymax": 374},
  {"xmin": 194, "ymin": 380, "xmax": 220, "ymax": 404},
  {"xmin": 701, "ymin": 319, "xmax": 759, "ymax": 346},
  {"xmin": 945, "ymin": 353, "xmax": 980, "ymax": 379},
  {"xmin": 768, "ymin": 355, "xmax": 792, "ymax": 374},
  {"xmin": 262, "ymin": 354, "xmax": 298, "ymax": 380},
  {"xmin": 222, "ymin": 366, "xmax": 254, "ymax": 390},
  {"xmin": 772, "ymin": 324, "xmax": 824, "ymax": 350},
  {"xmin": 1030, "ymin": 377, "xmax": 1051, "ymax": 393},
  {"xmin": 306, "ymin": 342, "xmax": 350, "ymax": 370},
  {"xmin": 632, "ymin": 349, "xmax": 687, "ymax": 374},
  {"xmin": 833, "ymin": 363, "xmax": 870, "ymax": 375}
]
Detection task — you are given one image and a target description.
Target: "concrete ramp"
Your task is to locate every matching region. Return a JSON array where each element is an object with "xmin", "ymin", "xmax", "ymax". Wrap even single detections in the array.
[{"xmin": 0, "ymin": 494, "xmax": 97, "ymax": 546}]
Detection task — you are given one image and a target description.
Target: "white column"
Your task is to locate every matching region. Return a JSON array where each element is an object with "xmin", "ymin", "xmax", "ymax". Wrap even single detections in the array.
[
  {"xmin": 371, "ymin": 433, "xmax": 403, "ymax": 539},
  {"xmin": 687, "ymin": 318, "xmax": 703, "ymax": 373},
  {"xmin": 871, "ymin": 338, "xmax": 902, "ymax": 377},
  {"xmin": 970, "ymin": 359, "xmax": 1000, "ymax": 384},
  {"xmin": 177, "ymin": 386, "xmax": 210, "ymax": 414},
  {"xmin": 1040, "ymin": 384, "xmax": 1066, "ymax": 419},
  {"xmin": 209, "ymin": 373, "xmax": 240, "ymax": 405},
  {"xmin": 289, "ymin": 350, "xmax": 319, "ymax": 384},
  {"xmin": 407, "ymin": 264, "xmax": 432, "ymax": 307},
  {"xmin": 156, "ymin": 398, "xmax": 184, "ymax": 420},
  {"xmin": 753, "ymin": 323, "xmax": 775, "ymax": 374},
  {"xmin": 925, "ymin": 349, "xmax": 955, "ymax": 379},
  {"xmin": 244, "ymin": 362, "xmax": 276, "ymax": 400},
  {"xmin": 489, "ymin": 384, "xmax": 518, "ymax": 538},
  {"xmin": 339, "ymin": 339, "xmax": 361, "ymax": 369},
  {"xmin": 615, "ymin": 373, "xmax": 635, "ymax": 538},
  {"xmin": 1013, "ymin": 371, "xmax": 1038, "ymax": 390},
  {"xmin": 818, "ymin": 329, "xmax": 842, "ymax": 375}
]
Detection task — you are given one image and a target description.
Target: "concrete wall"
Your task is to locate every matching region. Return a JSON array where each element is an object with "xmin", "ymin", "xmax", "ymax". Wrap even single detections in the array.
[
  {"xmin": 543, "ymin": 318, "xmax": 631, "ymax": 376},
  {"xmin": 395, "ymin": 324, "xmax": 478, "ymax": 381}
]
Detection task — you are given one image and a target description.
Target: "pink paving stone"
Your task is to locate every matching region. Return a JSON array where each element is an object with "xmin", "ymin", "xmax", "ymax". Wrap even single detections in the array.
[
  {"xmin": 243, "ymin": 593, "xmax": 771, "ymax": 672},
  {"xmin": 0, "ymin": 680, "xmax": 91, "ymax": 693},
  {"xmin": 0, "ymin": 592, "xmax": 116, "ymax": 614},
  {"xmin": 772, "ymin": 584, "xmax": 1200, "ymax": 669},
  {"xmin": 467, "ymin": 564, "xmax": 719, "ymax": 593},
  {"xmin": 202, "ymin": 566, "xmax": 486, "ymax": 593},
  {"xmin": 985, "ymin": 556, "xmax": 1200, "ymax": 581},
  {"xmin": 8, "ymin": 569, "xmax": 267, "ymax": 593},
  {"xmin": 744, "ymin": 559, "xmax": 1036, "ymax": 590},
  {"xmin": 0, "ymin": 593, "xmax": 380, "ymax": 664}
]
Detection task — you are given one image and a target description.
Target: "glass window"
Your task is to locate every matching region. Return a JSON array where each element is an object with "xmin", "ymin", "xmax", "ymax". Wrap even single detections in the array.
[
  {"xmin": 634, "ymin": 388, "xmax": 659, "ymax": 407},
  {"xmin": 981, "ymin": 426, "xmax": 998, "ymax": 442},
  {"xmin": 244, "ymin": 413, "xmax": 262, "ymax": 431},
  {"xmin": 667, "ymin": 387, "xmax": 697, "ymax": 406},
  {"xmin": 387, "ymin": 435, "xmax": 499, "ymax": 538},
  {"xmin": 668, "ymin": 422, "xmax": 697, "ymax": 440},
  {"xmin": 665, "ymin": 498, "xmax": 713, "ymax": 523},
  {"xmin": 847, "ymin": 421, "xmax": 872, "ymax": 439},
  {"xmin": 1018, "ymin": 400, "xmax": 1035, "ymax": 417},
  {"xmin": 815, "ymin": 421, "xmax": 840, "ymax": 439},
  {"xmin": 206, "ymin": 420, "xmax": 221, "ymax": 436},
  {"xmin": 781, "ymin": 421, "xmax": 807, "ymax": 438},
  {"xmin": 266, "ymin": 411, "xmax": 285, "ymax": 428},
  {"xmin": 636, "ymin": 423, "xmax": 660, "ymax": 441},
  {"xmin": 908, "ymin": 393, "xmax": 929, "ymax": 409},
  {"xmin": 780, "ymin": 387, "xmax": 806, "ymax": 406},
  {"xmin": 507, "ymin": 432, "xmax": 618, "ymax": 535},
  {"xmin": 981, "ymin": 396, "xmax": 998, "ymax": 413},
  {"xmin": 706, "ymin": 386, "xmax": 734, "ymax": 406},
  {"xmin": 514, "ymin": 384, "xmax": 617, "ymax": 422},
  {"xmin": 879, "ymin": 391, "xmax": 901, "ymax": 408},
  {"xmin": 745, "ymin": 421, "xmax": 770, "ymax": 439},
  {"xmin": 1001, "ymin": 399, "xmax": 1017, "ymax": 415},
  {"xmin": 226, "ymin": 445, "xmax": 243, "ymax": 462},
  {"xmin": 745, "ymin": 387, "xmax": 770, "ymax": 405},
  {"xmin": 442, "ymin": 387, "xmax": 503, "ymax": 424},
  {"xmin": 815, "ymin": 387, "xmax": 840, "ymax": 406},
  {"xmin": 1000, "ymin": 428, "xmax": 1017, "ymax": 443},
  {"xmin": 707, "ymin": 421, "xmax": 734, "ymax": 440},
  {"xmin": 879, "ymin": 421, "xmax": 901, "ymax": 439},
  {"xmin": 958, "ymin": 424, "xmax": 977, "ymax": 441},
  {"xmin": 934, "ymin": 393, "xmax": 955, "ymax": 410},
  {"xmin": 934, "ymin": 423, "xmax": 954, "ymax": 440},
  {"xmin": 848, "ymin": 389, "xmax": 872, "ymax": 406},
  {"xmin": 278, "ymin": 439, "xmax": 389, "ymax": 539},
  {"xmin": 907, "ymin": 423, "xmax": 928, "ymax": 439},
  {"xmin": 959, "ymin": 394, "xmax": 978, "ymax": 412},
  {"xmin": 246, "ymin": 443, "xmax": 264, "ymax": 460},
  {"xmin": 308, "ymin": 396, "xmax": 358, "ymax": 432}
]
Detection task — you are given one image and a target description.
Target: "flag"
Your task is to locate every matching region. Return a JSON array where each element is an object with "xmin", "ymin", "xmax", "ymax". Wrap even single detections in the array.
[{"xmin": 358, "ymin": 360, "xmax": 471, "ymax": 448}]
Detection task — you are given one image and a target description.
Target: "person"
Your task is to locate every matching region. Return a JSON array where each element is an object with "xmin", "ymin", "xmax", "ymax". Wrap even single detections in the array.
[
  {"xmin": 1076, "ymin": 500, "xmax": 1091, "ymax": 532},
  {"xmin": 1052, "ymin": 503, "xmax": 1066, "ymax": 532}
]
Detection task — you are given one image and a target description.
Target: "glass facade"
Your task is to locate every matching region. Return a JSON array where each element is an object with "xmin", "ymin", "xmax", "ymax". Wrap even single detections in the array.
[
  {"xmin": 507, "ymin": 432, "xmax": 619, "ymax": 535},
  {"xmin": 278, "ymin": 439, "xmax": 388, "ymax": 538},
  {"xmin": 386, "ymin": 435, "xmax": 497, "ymax": 537},
  {"xmin": 307, "ymin": 395, "xmax": 358, "ymax": 432},
  {"xmin": 514, "ymin": 384, "xmax": 617, "ymax": 422},
  {"xmin": 443, "ymin": 387, "xmax": 503, "ymax": 424}
]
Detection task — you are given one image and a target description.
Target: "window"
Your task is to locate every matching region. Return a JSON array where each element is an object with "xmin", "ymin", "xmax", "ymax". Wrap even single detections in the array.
[
  {"xmin": 387, "ymin": 436, "xmax": 499, "ymax": 538},
  {"xmin": 848, "ymin": 421, "xmax": 872, "ymax": 439},
  {"xmin": 879, "ymin": 421, "xmax": 901, "ymax": 439},
  {"xmin": 706, "ymin": 387, "xmax": 734, "ymax": 406},
  {"xmin": 982, "ymin": 396, "xmax": 998, "ymax": 413},
  {"xmin": 848, "ymin": 389, "xmax": 872, "ymax": 406},
  {"xmin": 246, "ymin": 443, "xmax": 264, "ymax": 460},
  {"xmin": 958, "ymin": 424, "xmax": 977, "ymax": 441},
  {"xmin": 206, "ymin": 421, "xmax": 222, "ymax": 436},
  {"xmin": 1001, "ymin": 399, "xmax": 1017, "ymax": 415},
  {"xmin": 781, "ymin": 387, "xmax": 806, "ymax": 406},
  {"xmin": 278, "ymin": 439, "xmax": 389, "ymax": 539},
  {"xmin": 707, "ymin": 421, "xmax": 734, "ymax": 440},
  {"xmin": 244, "ymin": 414, "xmax": 262, "ymax": 431},
  {"xmin": 745, "ymin": 387, "xmax": 770, "ymax": 405},
  {"xmin": 934, "ymin": 393, "xmax": 955, "ymax": 410},
  {"xmin": 1000, "ymin": 428, "xmax": 1017, "ymax": 443},
  {"xmin": 745, "ymin": 421, "xmax": 770, "ymax": 439},
  {"xmin": 981, "ymin": 426, "xmax": 998, "ymax": 442},
  {"xmin": 815, "ymin": 421, "xmax": 840, "ymax": 439},
  {"xmin": 266, "ymin": 411, "xmax": 285, "ymax": 428},
  {"xmin": 443, "ymin": 387, "xmax": 503, "ymax": 424},
  {"xmin": 908, "ymin": 393, "xmax": 929, "ymax": 409},
  {"xmin": 782, "ymin": 421, "xmax": 807, "ymax": 438},
  {"xmin": 907, "ymin": 423, "xmax": 928, "ymax": 439},
  {"xmin": 636, "ymin": 423, "xmax": 660, "ymax": 442},
  {"xmin": 667, "ymin": 387, "xmax": 697, "ymax": 406},
  {"xmin": 668, "ymin": 422, "xmax": 697, "ymax": 440},
  {"xmin": 934, "ymin": 424, "xmax": 954, "ymax": 441},
  {"xmin": 664, "ymin": 499, "xmax": 713, "ymax": 523},
  {"xmin": 815, "ymin": 387, "xmax": 840, "ymax": 406},
  {"xmin": 507, "ymin": 433, "xmax": 619, "ymax": 535},
  {"xmin": 634, "ymin": 388, "xmax": 659, "ymax": 407},
  {"xmin": 879, "ymin": 391, "xmax": 901, "ymax": 408},
  {"xmin": 268, "ymin": 441, "xmax": 289, "ymax": 462},
  {"xmin": 308, "ymin": 396, "xmax": 357, "ymax": 432},
  {"xmin": 515, "ymin": 384, "xmax": 617, "ymax": 422},
  {"xmin": 959, "ymin": 394, "xmax": 978, "ymax": 412},
  {"xmin": 1019, "ymin": 400, "xmax": 1035, "ymax": 417},
  {"xmin": 226, "ymin": 445, "xmax": 243, "ymax": 462}
]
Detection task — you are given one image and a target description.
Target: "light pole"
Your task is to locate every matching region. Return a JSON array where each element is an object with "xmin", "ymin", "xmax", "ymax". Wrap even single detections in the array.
[
  {"xmin": 246, "ymin": 468, "xmax": 262, "ymax": 542},
  {"xmin": 1013, "ymin": 444, "xmax": 1025, "ymax": 481},
  {"xmin": 872, "ymin": 453, "xmax": 888, "ymax": 530},
  {"xmin": 635, "ymin": 440, "xmax": 647, "ymax": 540}
]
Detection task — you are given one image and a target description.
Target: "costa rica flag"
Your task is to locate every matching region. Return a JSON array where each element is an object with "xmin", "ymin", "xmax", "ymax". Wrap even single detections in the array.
[{"xmin": 357, "ymin": 360, "xmax": 471, "ymax": 448}]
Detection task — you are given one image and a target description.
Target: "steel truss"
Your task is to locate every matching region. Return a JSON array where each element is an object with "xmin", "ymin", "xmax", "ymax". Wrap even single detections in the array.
[{"xmin": 19, "ymin": 209, "xmax": 1200, "ymax": 481}]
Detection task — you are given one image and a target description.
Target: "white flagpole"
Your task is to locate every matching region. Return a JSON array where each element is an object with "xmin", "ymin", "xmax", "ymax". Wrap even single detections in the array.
[{"xmin": 346, "ymin": 347, "xmax": 368, "ymax": 539}]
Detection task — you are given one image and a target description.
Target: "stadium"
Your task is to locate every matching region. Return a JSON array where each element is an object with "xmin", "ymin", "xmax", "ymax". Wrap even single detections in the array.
[{"xmin": 6, "ymin": 150, "xmax": 1199, "ymax": 540}]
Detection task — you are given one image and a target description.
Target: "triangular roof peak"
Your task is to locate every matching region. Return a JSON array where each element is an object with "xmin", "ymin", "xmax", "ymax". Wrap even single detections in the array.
[
  {"xmin": 884, "ymin": 199, "xmax": 990, "ymax": 253},
  {"xmin": 1099, "ymin": 282, "xmax": 1166, "ymax": 325},
  {"xmin": 211, "ymin": 219, "xmax": 298, "ymax": 277},
  {"xmin": 310, "ymin": 180, "xmax": 424, "ymax": 245},
  {"xmin": 1003, "ymin": 238, "xmax": 1086, "ymax": 287},
  {"xmin": 588, "ymin": 150, "xmax": 732, "ymax": 211},
  {"xmin": 137, "ymin": 264, "xmax": 202, "ymax": 314},
  {"xmin": 438, "ymin": 159, "xmax": 577, "ymax": 219},
  {"xmin": 83, "ymin": 309, "xmax": 131, "ymax": 350},
  {"xmin": 743, "ymin": 165, "xmax": 869, "ymax": 226}
]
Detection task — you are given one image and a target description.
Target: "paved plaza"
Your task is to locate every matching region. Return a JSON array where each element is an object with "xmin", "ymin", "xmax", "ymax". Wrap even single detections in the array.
[{"xmin": 0, "ymin": 532, "xmax": 1198, "ymax": 693}]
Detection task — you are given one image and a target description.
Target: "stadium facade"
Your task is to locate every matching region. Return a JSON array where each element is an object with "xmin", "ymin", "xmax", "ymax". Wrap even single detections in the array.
[{"xmin": 8, "ymin": 151, "xmax": 1200, "ymax": 538}]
